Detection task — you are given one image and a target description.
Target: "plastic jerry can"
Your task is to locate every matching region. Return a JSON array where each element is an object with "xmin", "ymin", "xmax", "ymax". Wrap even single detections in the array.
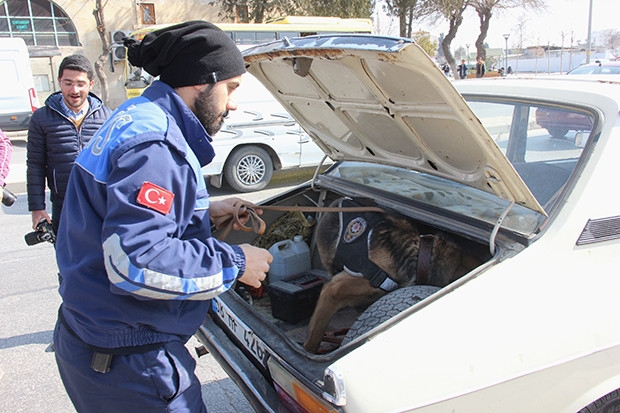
[{"xmin": 268, "ymin": 235, "xmax": 311, "ymax": 283}]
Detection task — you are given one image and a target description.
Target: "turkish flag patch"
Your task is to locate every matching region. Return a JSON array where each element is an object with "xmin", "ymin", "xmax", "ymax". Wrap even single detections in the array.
[{"xmin": 136, "ymin": 181, "xmax": 174, "ymax": 215}]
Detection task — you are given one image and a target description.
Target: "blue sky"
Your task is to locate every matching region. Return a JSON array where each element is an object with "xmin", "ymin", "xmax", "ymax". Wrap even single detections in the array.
[{"xmin": 375, "ymin": 0, "xmax": 617, "ymax": 49}]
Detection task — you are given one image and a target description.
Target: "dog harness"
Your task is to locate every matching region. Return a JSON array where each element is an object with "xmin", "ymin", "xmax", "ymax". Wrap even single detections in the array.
[{"xmin": 333, "ymin": 199, "xmax": 400, "ymax": 292}]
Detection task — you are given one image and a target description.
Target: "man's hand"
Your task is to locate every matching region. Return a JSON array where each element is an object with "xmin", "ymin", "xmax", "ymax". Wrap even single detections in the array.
[
  {"xmin": 31, "ymin": 210, "xmax": 51, "ymax": 230},
  {"xmin": 237, "ymin": 244, "xmax": 272, "ymax": 288}
]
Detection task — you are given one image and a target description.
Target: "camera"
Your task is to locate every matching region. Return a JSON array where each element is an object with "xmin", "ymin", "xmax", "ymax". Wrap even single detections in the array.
[
  {"xmin": 24, "ymin": 219, "xmax": 56, "ymax": 246},
  {"xmin": 1, "ymin": 186, "xmax": 17, "ymax": 207}
]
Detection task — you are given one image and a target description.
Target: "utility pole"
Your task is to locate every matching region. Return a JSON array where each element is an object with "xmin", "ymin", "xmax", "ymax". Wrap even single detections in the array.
[{"xmin": 586, "ymin": 0, "xmax": 593, "ymax": 64}]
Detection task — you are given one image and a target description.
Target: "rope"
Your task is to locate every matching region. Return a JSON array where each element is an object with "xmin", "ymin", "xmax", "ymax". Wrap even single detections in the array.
[{"xmin": 215, "ymin": 203, "xmax": 385, "ymax": 241}]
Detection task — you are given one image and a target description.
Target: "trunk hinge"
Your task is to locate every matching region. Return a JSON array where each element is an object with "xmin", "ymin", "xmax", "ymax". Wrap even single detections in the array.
[{"xmin": 310, "ymin": 155, "xmax": 329, "ymax": 192}]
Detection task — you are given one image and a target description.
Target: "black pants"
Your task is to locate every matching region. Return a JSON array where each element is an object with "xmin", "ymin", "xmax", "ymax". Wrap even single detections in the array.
[{"xmin": 51, "ymin": 200, "xmax": 62, "ymax": 235}]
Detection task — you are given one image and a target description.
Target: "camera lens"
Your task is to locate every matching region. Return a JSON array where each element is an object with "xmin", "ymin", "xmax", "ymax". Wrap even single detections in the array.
[
  {"xmin": 24, "ymin": 219, "xmax": 56, "ymax": 246},
  {"xmin": 24, "ymin": 231, "xmax": 44, "ymax": 246},
  {"xmin": 1, "ymin": 188, "xmax": 17, "ymax": 207}
]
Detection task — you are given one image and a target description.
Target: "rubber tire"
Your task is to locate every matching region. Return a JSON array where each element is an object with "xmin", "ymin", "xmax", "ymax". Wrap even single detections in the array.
[
  {"xmin": 547, "ymin": 126, "xmax": 570, "ymax": 139},
  {"xmin": 578, "ymin": 389, "xmax": 620, "ymax": 413},
  {"xmin": 341, "ymin": 285, "xmax": 441, "ymax": 346},
  {"xmin": 223, "ymin": 146, "xmax": 273, "ymax": 193}
]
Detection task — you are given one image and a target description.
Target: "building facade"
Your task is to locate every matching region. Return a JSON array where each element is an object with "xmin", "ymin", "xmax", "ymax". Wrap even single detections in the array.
[{"xmin": 0, "ymin": 0, "xmax": 222, "ymax": 108}]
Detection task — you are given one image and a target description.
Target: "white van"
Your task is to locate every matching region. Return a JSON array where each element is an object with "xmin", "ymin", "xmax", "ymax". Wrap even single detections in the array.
[{"xmin": 0, "ymin": 37, "xmax": 40, "ymax": 131}]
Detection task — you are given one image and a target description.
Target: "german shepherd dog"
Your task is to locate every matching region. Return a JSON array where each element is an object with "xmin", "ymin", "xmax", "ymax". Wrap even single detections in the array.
[{"xmin": 303, "ymin": 198, "xmax": 481, "ymax": 353}]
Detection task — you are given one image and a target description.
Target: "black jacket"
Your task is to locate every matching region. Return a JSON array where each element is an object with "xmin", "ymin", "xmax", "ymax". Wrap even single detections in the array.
[{"xmin": 27, "ymin": 92, "xmax": 111, "ymax": 211}]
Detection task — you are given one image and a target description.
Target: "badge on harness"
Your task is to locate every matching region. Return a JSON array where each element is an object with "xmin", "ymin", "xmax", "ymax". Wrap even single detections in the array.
[
  {"xmin": 136, "ymin": 181, "xmax": 174, "ymax": 215},
  {"xmin": 343, "ymin": 217, "xmax": 367, "ymax": 243}
]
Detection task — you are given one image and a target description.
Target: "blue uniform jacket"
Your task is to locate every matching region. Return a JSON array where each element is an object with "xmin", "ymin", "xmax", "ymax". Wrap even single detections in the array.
[{"xmin": 56, "ymin": 81, "xmax": 246, "ymax": 349}]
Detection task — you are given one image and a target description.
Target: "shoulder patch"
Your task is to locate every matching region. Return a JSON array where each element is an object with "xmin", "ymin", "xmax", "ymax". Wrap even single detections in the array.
[{"xmin": 137, "ymin": 181, "xmax": 174, "ymax": 215}]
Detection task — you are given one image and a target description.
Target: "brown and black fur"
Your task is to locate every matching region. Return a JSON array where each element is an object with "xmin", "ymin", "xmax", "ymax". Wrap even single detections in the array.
[{"xmin": 303, "ymin": 200, "xmax": 481, "ymax": 353}]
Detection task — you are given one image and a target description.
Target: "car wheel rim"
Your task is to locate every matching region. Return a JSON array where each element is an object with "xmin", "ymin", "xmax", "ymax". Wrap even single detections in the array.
[{"xmin": 237, "ymin": 155, "xmax": 266, "ymax": 185}]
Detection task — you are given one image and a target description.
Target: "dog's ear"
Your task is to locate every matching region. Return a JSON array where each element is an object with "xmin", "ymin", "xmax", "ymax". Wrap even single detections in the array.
[{"xmin": 315, "ymin": 208, "xmax": 340, "ymax": 274}]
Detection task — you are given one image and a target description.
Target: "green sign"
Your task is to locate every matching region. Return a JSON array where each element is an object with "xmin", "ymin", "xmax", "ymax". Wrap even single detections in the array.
[{"xmin": 12, "ymin": 19, "xmax": 31, "ymax": 32}]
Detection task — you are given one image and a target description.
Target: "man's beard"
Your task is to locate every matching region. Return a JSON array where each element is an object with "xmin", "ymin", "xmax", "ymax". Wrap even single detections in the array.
[{"xmin": 193, "ymin": 85, "xmax": 228, "ymax": 136}]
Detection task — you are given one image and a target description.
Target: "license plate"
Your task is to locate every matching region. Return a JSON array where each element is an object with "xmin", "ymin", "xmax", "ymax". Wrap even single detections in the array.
[{"xmin": 212, "ymin": 298, "xmax": 270, "ymax": 368}]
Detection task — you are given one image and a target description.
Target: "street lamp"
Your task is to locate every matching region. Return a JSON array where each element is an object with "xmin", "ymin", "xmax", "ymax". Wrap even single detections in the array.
[{"xmin": 503, "ymin": 33, "xmax": 510, "ymax": 71}]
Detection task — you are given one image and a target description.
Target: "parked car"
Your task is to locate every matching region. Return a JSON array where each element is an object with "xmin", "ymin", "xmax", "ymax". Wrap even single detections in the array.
[
  {"xmin": 534, "ymin": 106, "xmax": 593, "ymax": 139},
  {"xmin": 567, "ymin": 60, "xmax": 620, "ymax": 75},
  {"xmin": 196, "ymin": 34, "xmax": 620, "ymax": 413},
  {"xmin": 203, "ymin": 73, "xmax": 327, "ymax": 192}
]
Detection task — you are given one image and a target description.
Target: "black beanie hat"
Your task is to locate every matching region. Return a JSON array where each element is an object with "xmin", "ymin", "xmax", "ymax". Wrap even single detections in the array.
[{"xmin": 124, "ymin": 21, "xmax": 245, "ymax": 88}]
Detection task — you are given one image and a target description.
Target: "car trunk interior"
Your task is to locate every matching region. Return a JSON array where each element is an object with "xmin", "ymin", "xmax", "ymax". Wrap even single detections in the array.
[{"xmin": 216, "ymin": 185, "xmax": 493, "ymax": 355}]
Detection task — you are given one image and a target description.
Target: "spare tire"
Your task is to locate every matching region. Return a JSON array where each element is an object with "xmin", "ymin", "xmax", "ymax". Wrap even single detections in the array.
[
  {"xmin": 577, "ymin": 388, "xmax": 620, "ymax": 413},
  {"xmin": 341, "ymin": 285, "xmax": 441, "ymax": 346}
]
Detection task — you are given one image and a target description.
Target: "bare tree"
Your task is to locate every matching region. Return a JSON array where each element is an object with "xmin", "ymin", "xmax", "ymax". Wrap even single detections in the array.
[
  {"xmin": 384, "ymin": 0, "xmax": 420, "ymax": 37},
  {"xmin": 420, "ymin": 0, "xmax": 469, "ymax": 79},
  {"xmin": 469, "ymin": 0, "xmax": 544, "ymax": 61},
  {"xmin": 597, "ymin": 29, "xmax": 620, "ymax": 56},
  {"xmin": 512, "ymin": 14, "xmax": 528, "ymax": 73},
  {"xmin": 93, "ymin": 0, "xmax": 111, "ymax": 104}
]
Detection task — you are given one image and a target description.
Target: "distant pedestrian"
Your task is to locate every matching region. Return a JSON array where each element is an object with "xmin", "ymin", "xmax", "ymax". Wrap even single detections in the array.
[
  {"xmin": 457, "ymin": 59, "xmax": 468, "ymax": 79},
  {"xmin": 441, "ymin": 63, "xmax": 450, "ymax": 76},
  {"xmin": 475, "ymin": 57, "xmax": 486, "ymax": 78}
]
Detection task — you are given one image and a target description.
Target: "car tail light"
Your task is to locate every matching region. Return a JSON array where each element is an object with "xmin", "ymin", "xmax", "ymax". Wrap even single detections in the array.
[
  {"xmin": 267, "ymin": 357, "xmax": 340, "ymax": 413},
  {"xmin": 28, "ymin": 87, "xmax": 39, "ymax": 112}
]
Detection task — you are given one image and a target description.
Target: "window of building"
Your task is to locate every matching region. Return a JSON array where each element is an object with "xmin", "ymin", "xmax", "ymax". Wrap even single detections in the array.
[
  {"xmin": 34, "ymin": 74, "xmax": 51, "ymax": 92},
  {"xmin": 0, "ymin": 0, "xmax": 79, "ymax": 46},
  {"xmin": 139, "ymin": 3, "xmax": 156, "ymax": 25},
  {"xmin": 236, "ymin": 5, "xmax": 248, "ymax": 23}
]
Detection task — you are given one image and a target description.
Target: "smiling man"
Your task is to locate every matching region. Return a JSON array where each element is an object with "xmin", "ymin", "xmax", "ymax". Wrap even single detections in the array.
[
  {"xmin": 53, "ymin": 21, "xmax": 272, "ymax": 412},
  {"xmin": 27, "ymin": 54, "xmax": 111, "ymax": 235}
]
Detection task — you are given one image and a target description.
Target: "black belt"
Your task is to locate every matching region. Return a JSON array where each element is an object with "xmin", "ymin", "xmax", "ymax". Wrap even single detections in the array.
[{"xmin": 57, "ymin": 307, "xmax": 164, "ymax": 373}]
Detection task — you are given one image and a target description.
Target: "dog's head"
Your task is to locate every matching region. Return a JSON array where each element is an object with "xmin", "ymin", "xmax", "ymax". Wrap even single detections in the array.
[{"xmin": 316, "ymin": 198, "xmax": 428, "ymax": 288}]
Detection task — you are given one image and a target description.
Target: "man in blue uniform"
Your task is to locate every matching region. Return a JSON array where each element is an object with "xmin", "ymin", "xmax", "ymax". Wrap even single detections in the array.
[{"xmin": 53, "ymin": 21, "xmax": 272, "ymax": 412}]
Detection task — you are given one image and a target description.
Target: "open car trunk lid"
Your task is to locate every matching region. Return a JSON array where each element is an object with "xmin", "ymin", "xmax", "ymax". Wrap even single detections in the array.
[{"xmin": 242, "ymin": 35, "xmax": 546, "ymax": 215}]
